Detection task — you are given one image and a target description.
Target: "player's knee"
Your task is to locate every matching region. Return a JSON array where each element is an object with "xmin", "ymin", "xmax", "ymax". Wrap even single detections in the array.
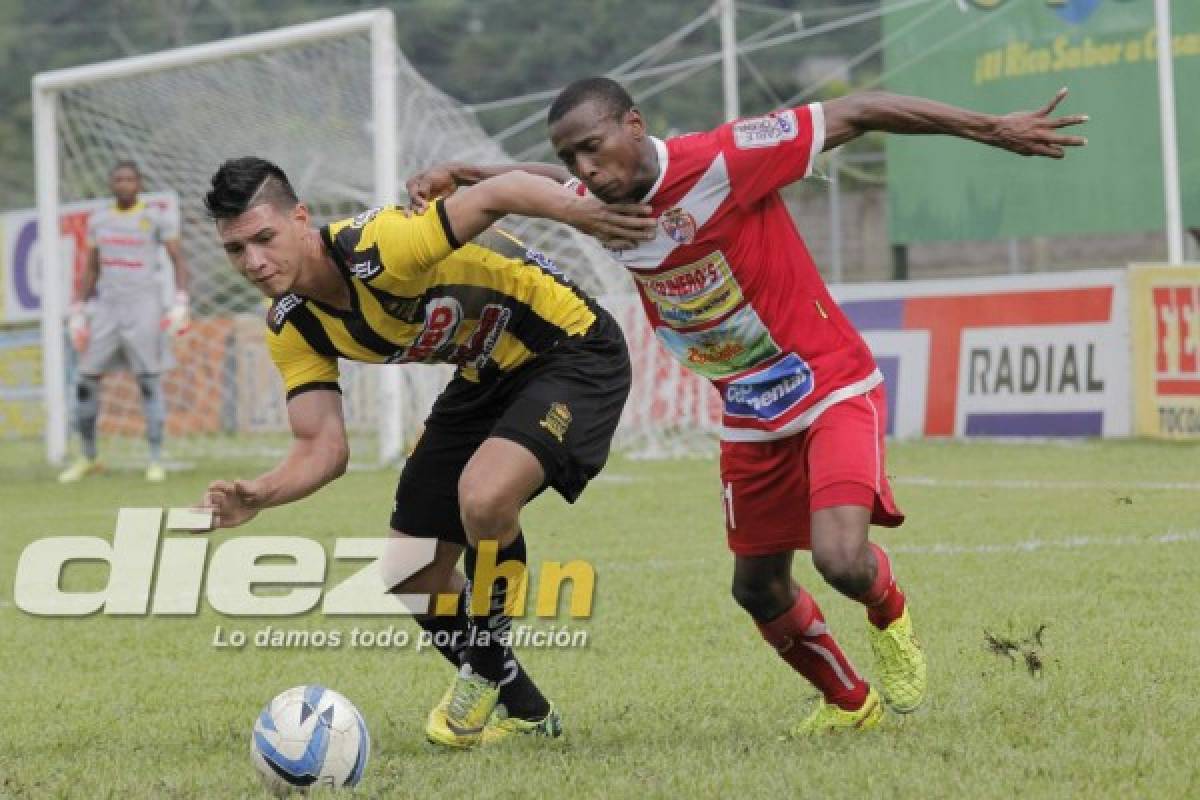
[
  {"xmin": 458, "ymin": 480, "xmax": 519, "ymax": 543},
  {"xmin": 136, "ymin": 373, "xmax": 164, "ymax": 405},
  {"xmin": 811, "ymin": 538, "xmax": 869, "ymax": 590},
  {"xmin": 731, "ymin": 575, "xmax": 792, "ymax": 620}
]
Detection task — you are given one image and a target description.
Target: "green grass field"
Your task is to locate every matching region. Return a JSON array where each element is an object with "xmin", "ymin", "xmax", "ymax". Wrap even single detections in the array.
[{"xmin": 2, "ymin": 438, "xmax": 1198, "ymax": 799}]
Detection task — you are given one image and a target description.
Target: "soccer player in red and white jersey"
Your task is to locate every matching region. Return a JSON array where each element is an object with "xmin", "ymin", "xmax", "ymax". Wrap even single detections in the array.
[{"xmin": 407, "ymin": 78, "xmax": 1087, "ymax": 734}]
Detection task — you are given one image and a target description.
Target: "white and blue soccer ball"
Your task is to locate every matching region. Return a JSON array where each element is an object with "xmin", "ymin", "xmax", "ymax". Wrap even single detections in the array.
[{"xmin": 251, "ymin": 685, "xmax": 370, "ymax": 795}]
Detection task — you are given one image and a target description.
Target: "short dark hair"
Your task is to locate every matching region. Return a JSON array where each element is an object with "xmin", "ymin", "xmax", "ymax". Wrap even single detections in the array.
[
  {"xmin": 204, "ymin": 157, "xmax": 298, "ymax": 220},
  {"xmin": 548, "ymin": 77, "xmax": 634, "ymax": 126},
  {"xmin": 110, "ymin": 160, "xmax": 140, "ymax": 177}
]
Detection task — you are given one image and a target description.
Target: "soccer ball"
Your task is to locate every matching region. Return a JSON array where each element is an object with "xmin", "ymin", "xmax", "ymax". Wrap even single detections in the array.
[{"xmin": 251, "ymin": 685, "xmax": 370, "ymax": 795}]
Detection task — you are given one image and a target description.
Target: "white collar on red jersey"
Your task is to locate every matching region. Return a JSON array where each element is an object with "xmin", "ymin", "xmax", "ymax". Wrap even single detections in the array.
[{"xmin": 640, "ymin": 137, "xmax": 670, "ymax": 204}]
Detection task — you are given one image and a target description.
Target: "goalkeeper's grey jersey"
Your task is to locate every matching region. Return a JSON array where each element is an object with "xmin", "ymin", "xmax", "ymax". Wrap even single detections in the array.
[{"xmin": 87, "ymin": 200, "xmax": 178, "ymax": 302}]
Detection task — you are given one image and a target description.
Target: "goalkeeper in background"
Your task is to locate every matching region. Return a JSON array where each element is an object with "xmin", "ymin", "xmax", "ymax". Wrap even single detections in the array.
[{"xmin": 59, "ymin": 160, "xmax": 191, "ymax": 483}]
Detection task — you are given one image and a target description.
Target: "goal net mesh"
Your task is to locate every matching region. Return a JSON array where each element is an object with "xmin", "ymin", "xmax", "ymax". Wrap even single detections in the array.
[{"xmin": 48, "ymin": 21, "xmax": 717, "ymax": 469}]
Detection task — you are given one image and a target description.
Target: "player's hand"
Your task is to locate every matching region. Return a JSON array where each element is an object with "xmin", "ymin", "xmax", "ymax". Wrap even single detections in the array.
[
  {"xmin": 565, "ymin": 195, "xmax": 657, "ymax": 251},
  {"xmin": 406, "ymin": 163, "xmax": 463, "ymax": 213},
  {"xmin": 992, "ymin": 87, "xmax": 1089, "ymax": 159},
  {"xmin": 67, "ymin": 302, "xmax": 89, "ymax": 353},
  {"xmin": 162, "ymin": 290, "xmax": 190, "ymax": 336},
  {"xmin": 200, "ymin": 479, "xmax": 262, "ymax": 530}
]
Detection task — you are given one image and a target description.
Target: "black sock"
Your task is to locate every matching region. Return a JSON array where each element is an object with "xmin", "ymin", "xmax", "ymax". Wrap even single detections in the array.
[
  {"xmin": 464, "ymin": 534, "xmax": 550, "ymax": 720},
  {"xmin": 414, "ymin": 586, "xmax": 468, "ymax": 669}
]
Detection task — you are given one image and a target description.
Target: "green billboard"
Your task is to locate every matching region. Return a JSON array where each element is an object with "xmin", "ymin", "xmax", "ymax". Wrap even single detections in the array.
[{"xmin": 883, "ymin": 0, "xmax": 1200, "ymax": 243}]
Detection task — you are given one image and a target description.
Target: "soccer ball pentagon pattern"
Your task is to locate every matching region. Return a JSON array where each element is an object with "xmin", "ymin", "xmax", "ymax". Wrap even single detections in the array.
[{"xmin": 251, "ymin": 685, "xmax": 370, "ymax": 795}]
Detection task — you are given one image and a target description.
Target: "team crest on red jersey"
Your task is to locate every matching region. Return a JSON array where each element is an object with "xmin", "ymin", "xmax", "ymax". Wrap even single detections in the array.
[{"xmin": 660, "ymin": 207, "xmax": 697, "ymax": 245}]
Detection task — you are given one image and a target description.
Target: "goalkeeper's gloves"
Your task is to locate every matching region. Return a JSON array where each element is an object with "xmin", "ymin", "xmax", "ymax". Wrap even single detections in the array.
[
  {"xmin": 67, "ymin": 302, "xmax": 89, "ymax": 353},
  {"xmin": 162, "ymin": 290, "xmax": 190, "ymax": 336}
]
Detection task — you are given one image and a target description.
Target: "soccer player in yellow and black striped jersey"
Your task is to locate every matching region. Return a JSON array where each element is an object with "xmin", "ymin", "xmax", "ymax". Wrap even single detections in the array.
[{"xmin": 198, "ymin": 157, "xmax": 654, "ymax": 751}]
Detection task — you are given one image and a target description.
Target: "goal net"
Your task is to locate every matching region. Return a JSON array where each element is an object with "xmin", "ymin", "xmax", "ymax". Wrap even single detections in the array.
[{"xmin": 35, "ymin": 11, "xmax": 718, "ymax": 470}]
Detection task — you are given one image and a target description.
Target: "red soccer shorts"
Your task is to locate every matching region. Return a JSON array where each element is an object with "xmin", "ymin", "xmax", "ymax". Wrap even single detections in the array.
[{"xmin": 719, "ymin": 385, "xmax": 905, "ymax": 556}]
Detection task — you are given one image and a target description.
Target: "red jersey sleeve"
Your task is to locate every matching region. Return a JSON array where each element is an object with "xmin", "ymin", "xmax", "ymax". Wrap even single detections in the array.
[{"xmin": 718, "ymin": 103, "xmax": 825, "ymax": 208}]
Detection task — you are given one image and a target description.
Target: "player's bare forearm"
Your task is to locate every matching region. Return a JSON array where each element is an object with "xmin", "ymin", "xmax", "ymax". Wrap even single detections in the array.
[
  {"xmin": 165, "ymin": 240, "xmax": 189, "ymax": 293},
  {"xmin": 202, "ymin": 436, "xmax": 346, "ymax": 530},
  {"xmin": 442, "ymin": 171, "xmax": 654, "ymax": 248},
  {"xmin": 824, "ymin": 91, "xmax": 991, "ymax": 145},
  {"xmin": 203, "ymin": 389, "xmax": 349, "ymax": 529},
  {"xmin": 822, "ymin": 88, "xmax": 1087, "ymax": 158},
  {"xmin": 244, "ymin": 435, "xmax": 348, "ymax": 509},
  {"xmin": 407, "ymin": 161, "xmax": 571, "ymax": 213},
  {"xmin": 257, "ymin": 389, "xmax": 349, "ymax": 508},
  {"xmin": 448, "ymin": 161, "xmax": 570, "ymax": 187},
  {"xmin": 76, "ymin": 248, "xmax": 100, "ymax": 303}
]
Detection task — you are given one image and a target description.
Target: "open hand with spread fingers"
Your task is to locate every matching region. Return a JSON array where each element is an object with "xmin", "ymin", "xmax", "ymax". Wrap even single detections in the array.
[{"xmin": 991, "ymin": 87, "xmax": 1089, "ymax": 159}]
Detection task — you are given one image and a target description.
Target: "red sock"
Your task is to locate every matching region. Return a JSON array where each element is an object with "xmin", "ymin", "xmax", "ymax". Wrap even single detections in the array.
[
  {"xmin": 755, "ymin": 589, "xmax": 869, "ymax": 711},
  {"xmin": 859, "ymin": 542, "xmax": 906, "ymax": 630}
]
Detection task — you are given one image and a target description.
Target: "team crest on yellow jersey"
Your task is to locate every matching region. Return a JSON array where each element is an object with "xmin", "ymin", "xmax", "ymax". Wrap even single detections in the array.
[{"xmin": 539, "ymin": 402, "xmax": 572, "ymax": 443}]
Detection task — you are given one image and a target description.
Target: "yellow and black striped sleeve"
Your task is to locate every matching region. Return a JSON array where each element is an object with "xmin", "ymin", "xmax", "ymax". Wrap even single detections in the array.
[
  {"xmin": 266, "ymin": 323, "xmax": 340, "ymax": 401},
  {"xmin": 326, "ymin": 201, "xmax": 460, "ymax": 282}
]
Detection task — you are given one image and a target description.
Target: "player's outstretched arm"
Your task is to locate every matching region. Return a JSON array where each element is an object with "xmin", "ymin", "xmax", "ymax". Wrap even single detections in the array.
[
  {"xmin": 822, "ymin": 87, "xmax": 1088, "ymax": 158},
  {"xmin": 406, "ymin": 162, "xmax": 572, "ymax": 213},
  {"xmin": 199, "ymin": 389, "xmax": 349, "ymax": 530},
  {"xmin": 440, "ymin": 170, "xmax": 655, "ymax": 250}
]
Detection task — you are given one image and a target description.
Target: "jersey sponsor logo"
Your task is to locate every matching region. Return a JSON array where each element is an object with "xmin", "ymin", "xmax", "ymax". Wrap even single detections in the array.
[
  {"xmin": 523, "ymin": 246, "xmax": 567, "ymax": 279},
  {"xmin": 723, "ymin": 353, "xmax": 814, "ymax": 421},
  {"xmin": 349, "ymin": 259, "xmax": 382, "ymax": 280},
  {"xmin": 686, "ymin": 340, "xmax": 746, "ymax": 366},
  {"xmin": 380, "ymin": 294, "xmax": 423, "ymax": 321},
  {"xmin": 732, "ymin": 109, "xmax": 799, "ymax": 149},
  {"xmin": 654, "ymin": 304, "xmax": 781, "ymax": 380},
  {"xmin": 98, "ymin": 234, "xmax": 151, "ymax": 248},
  {"xmin": 390, "ymin": 298, "xmax": 512, "ymax": 367},
  {"xmin": 351, "ymin": 207, "xmax": 384, "ymax": 228},
  {"xmin": 660, "ymin": 207, "xmax": 697, "ymax": 245},
  {"xmin": 269, "ymin": 293, "xmax": 305, "ymax": 332},
  {"xmin": 457, "ymin": 304, "xmax": 512, "ymax": 368},
  {"xmin": 399, "ymin": 296, "xmax": 463, "ymax": 362},
  {"xmin": 99, "ymin": 257, "xmax": 149, "ymax": 270},
  {"xmin": 634, "ymin": 252, "xmax": 743, "ymax": 329}
]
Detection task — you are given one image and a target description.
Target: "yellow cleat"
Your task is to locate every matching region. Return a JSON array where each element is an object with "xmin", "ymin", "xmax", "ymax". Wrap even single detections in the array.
[
  {"xmin": 425, "ymin": 684, "xmax": 454, "ymax": 738},
  {"xmin": 481, "ymin": 702, "xmax": 563, "ymax": 745},
  {"xmin": 792, "ymin": 686, "xmax": 884, "ymax": 736},
  {"xmin": 57, "ymin": 457, "xmax": 102, "ymax": 484},
  {"xmin": 424, "ymin": 671, "xmax": 499, "ymax": 749},
  {"xmin": 145, "ymin": 462, "xmax": 167, "ymax": 483},
  {"xmin": 867, "ymin": 607, "xmax": 927, "ymax": 713}
]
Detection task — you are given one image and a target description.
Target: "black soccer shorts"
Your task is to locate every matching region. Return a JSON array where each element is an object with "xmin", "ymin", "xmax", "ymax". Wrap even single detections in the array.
[{"xmin": 390, "ymin": 307, "xmax": 631, "ymax": 545}]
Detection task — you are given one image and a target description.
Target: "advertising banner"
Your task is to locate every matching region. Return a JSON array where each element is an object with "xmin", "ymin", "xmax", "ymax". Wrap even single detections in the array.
[
  {"xmin": 883, "ymin": 0, "xmax": 1200, "ymax": 242},
  {"xmin": 834, "ymin": 268, "xmax": 1131, "ymax": 437},
  {"xmin": 1129, "ymin": 264, "xmax": 1200, "ymax": 438}
]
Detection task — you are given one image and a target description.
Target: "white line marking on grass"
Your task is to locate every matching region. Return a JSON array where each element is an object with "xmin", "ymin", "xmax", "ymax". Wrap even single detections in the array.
[
  {"xmin": 596, "ymin": 474, "xmax": 636, "ymax": 484},
  {"xmin": 896, "ymin": 476, "xmax": 1200, "ymax": 491},
  {"xmin": 606, "ymin": 530, "xmax": 1200, "ymax": 572},
  {"xmin": 890, "ymin": 530, "xmax": 1200, "ymax": 556}
]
